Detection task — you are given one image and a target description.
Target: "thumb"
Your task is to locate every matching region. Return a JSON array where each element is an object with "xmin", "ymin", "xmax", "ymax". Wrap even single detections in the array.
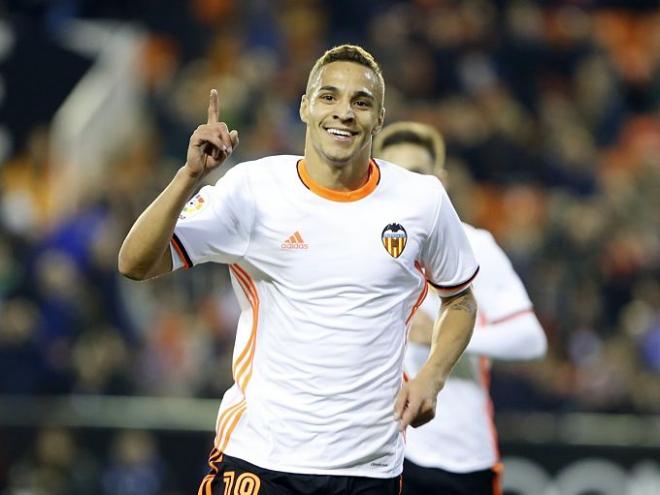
[
  {"xmin": 400, "ymin": 394, "xmax": 420, "ymax": 432},
  {"xmin": 229, "ymin": 130, "xmax": 239, "ymax": 149}
]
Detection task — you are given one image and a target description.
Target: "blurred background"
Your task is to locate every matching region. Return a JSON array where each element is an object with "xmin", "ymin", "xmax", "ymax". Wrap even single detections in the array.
[{"xmin": 0, "ymin": 0, "xmax": 658, "ymax": 494}]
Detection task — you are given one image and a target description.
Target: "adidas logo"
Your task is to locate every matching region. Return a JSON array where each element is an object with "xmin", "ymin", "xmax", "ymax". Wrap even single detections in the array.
[{"xmin": 281, "ymin": 231, "xmax": 309, "ymax": 250}]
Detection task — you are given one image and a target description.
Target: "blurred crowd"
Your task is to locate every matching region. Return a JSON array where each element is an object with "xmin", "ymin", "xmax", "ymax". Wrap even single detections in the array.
[
  {"xmin": 1, "ymin": 0, "xmax": 659, "ymax": 493},
  {"xmin": 1, "ymin": 0, "xmax": 659, "ymax": 423},
  {"xmin": 0, "ymin": 426, "xmax": 190, "ymax": 495}
]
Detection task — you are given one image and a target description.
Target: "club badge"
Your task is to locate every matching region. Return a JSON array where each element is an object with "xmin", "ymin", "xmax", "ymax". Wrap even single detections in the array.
[{"xmin": 382, "ymin": 223, "xmax": 407, "ymax": 258}]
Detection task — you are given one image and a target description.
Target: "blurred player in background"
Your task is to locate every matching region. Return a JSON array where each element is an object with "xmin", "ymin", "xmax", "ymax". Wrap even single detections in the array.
[
  {"xmin": 118, "ymin": 46, "xmax": 479, "ymax": 495},
  {"xmin": 375, "ymin": 122, "xmax": 547, "ymax": 495}
]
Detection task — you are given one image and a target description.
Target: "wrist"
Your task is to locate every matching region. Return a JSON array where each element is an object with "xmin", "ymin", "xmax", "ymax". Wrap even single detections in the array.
[
  {"xmin": 177, "ymin": 164, "xmax": 205, "ymax": 185},
  {"xmin": 417, "ymin": 363, "xmax": 446, "ymax": 393}
]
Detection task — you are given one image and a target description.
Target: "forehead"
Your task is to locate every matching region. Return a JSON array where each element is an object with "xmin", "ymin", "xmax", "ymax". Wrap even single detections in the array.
[
  {"xmin": 379, "ymin": 142, "xmax": 435, "ymax": 173},
  {"xmin": 310, "ymin": 61, "xmax": 382, "ymax": 97}
]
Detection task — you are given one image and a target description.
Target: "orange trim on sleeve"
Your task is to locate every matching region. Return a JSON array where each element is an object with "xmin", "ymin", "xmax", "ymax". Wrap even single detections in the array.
[{"xmin": 297, "ymin": 159, "xmax": 380, "ymax": 202}]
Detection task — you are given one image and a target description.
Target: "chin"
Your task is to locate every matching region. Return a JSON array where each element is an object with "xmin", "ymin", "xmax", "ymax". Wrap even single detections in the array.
[{"xmin": 324, "ymin": 154, "xmax": 353, "ymax": 167}]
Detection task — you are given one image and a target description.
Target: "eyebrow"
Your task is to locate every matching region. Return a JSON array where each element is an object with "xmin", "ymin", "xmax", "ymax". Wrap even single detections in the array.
[{"xmin": 318, "ymin": 86, "xmax": 376, "ymax": 100}]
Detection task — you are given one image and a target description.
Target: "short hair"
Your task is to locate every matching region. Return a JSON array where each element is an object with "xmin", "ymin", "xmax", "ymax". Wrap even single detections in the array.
[
  {"xmin": 373, "ymin": 122, "xmax": 446, "ymax": 172},
  {"xmin": 306, "ymin": 44, "xmax": 385, "ymax": 108}
]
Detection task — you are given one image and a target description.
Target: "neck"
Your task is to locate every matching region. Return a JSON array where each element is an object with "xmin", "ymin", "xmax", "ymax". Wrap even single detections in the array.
[{"xmin": 303, "ymin": 139, "xmax": 371, "ymax": 191}]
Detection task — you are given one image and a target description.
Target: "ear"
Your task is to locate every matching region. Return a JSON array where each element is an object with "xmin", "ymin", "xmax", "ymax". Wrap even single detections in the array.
[
  {"xmin": 299, "ymin": 95, "xmax": 309, "ymax": 124},
  {"xmin": 372, "ymin": 106, "xmax": 386, "ymax": 135}
]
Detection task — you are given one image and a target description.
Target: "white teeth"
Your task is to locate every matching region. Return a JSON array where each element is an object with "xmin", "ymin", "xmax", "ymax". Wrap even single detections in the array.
[{"xmin": 327, "ymin": 128, "xmax": 352, "ymax": 137}]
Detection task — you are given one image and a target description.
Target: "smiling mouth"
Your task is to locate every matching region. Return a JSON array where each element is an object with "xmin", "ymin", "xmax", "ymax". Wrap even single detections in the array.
[{"xmin": 324, "ymin": 127, "xmax": 358, "ymax": 140}]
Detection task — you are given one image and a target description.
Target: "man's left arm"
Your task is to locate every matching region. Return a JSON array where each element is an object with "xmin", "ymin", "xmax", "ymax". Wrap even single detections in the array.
[{"xmin": 395, "ymin": 287, "xmax": 477, "ymax": 431}]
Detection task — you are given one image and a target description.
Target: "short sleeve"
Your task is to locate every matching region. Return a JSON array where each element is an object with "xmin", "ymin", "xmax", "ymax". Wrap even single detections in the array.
[
  {"xmin": 420, "ymin": 185, "xmax": 479, "ymax": 296},
  {"xmin": 170, "ymin": 164, "xmax": 255, "ymax": 269},
  {"xmin": 469, "ymin": 229, "xmax": 532, "ymax": 323}
]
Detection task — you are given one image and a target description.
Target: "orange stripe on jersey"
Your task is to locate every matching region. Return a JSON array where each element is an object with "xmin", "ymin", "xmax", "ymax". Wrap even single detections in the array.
[
  {"xmin": 218, "ymin": 399, "xmax": 245, "ymax": 429},
  {"xmin": 479, "ymin": 357, "xmax": 501, "ymax": 466},
  {"xmin": 214, "ymin": 400, "xmax": 247, "ymax": 454},
  {"xmin": 229, "ymin": 265, "xmax": 259, "ymax": 385},
  {"xmin": 294, "ymin": 231, "xmax": 304, "ymax": 243},
  {"xmin": 492, "ymin": 462, "xmax": 504, "ymax": 495},
  {"xmin": 406, "ymin": 262, "xmax": 429, "ymax": 325},
  {"xmin": 216, "ymin": 401, "xmax": 245, "ymax": 443},
  {"xmin": 488, "ymin": 308, "xmax": 533, "ymax": 326},
  {"xmin": 217, "ymin": 403, "xmax": 247, "ymax": 453},
  {"xmin": 229, "ymin": 271, "xmax": 256, "ymax": 378},
  {"xmin": 230, "ymin": 265, "xmax": 260, "ymax": 391},
  {"xmin": 215, "ymin": 400, "xmax": 246, "ymax": 445}
]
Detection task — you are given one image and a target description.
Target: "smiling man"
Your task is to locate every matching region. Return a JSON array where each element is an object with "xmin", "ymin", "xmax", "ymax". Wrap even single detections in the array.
[{"xmin": 118, "ymin": 45, "xmax": 479, "ymax": 495}]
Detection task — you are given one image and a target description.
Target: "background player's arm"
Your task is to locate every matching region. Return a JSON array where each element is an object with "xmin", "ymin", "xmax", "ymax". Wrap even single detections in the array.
[
  {"xmin": 409, "ymin": 305, "xmax": 546, "ymax": 360},
  {"xmin": 395, "ymin": 287, "xmax": 477, "ymax": 431},
  {"xmin": 118, "ymin": 89, "xmax": 238, "ymax": 280},
  {"xmin": 466, "ymin": 311, "xmax": 546, "ymax": 359}
]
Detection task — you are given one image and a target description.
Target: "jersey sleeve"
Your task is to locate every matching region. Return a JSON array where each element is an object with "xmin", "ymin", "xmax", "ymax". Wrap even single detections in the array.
[
  {"xmin": 420, "ymin": 185, "xmax": 479, "ymax": 296},
  {"xmin": 170, "ymin": 164, "xmax": 255, "ymax": 269},
  {"xmin": 469, "ymin": 229, "xmax": 532, "ymax": 324}
]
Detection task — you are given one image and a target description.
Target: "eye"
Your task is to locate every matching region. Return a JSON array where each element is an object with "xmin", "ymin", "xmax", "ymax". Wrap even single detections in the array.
[
  {"xmin": 319, "ymin": 94, "xmax": 335, "ymax": 102},
  {"xmin": 354, "ymin": 99, "xmax": 372, "ymax": 108}
]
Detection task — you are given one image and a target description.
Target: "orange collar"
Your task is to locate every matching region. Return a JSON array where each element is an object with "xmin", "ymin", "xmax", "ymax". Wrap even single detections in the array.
[{"xmin": 297, "ymin": 159, "xmax": 380, "ymax": 202}]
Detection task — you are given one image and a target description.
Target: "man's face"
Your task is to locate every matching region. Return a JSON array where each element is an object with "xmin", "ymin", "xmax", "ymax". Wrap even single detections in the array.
[
  {"xmin": 378, "ymin": 143, "xmax": 435, "ymax": 176},
  {"xmin": 300, "ymin": 61, "xmax": 384, "ymax": 166}
]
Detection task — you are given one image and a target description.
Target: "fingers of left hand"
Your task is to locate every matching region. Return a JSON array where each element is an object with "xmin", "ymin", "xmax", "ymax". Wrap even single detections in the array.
[
  {"xmin": 410, "ymin": 402, "xmax": 435, "ymax": 428},
  {"xmin": 394, "ymin": 386, "xmax": 409, "ymax": 420},
  {"xmin": 400, "ymin": 396, "xmax": 421, "ymax": 431}
]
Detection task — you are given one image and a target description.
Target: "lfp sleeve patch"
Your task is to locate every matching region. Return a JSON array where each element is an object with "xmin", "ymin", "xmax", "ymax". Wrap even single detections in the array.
[{"xmin": 179, "ymin": 193, "xmax": 207, "ymax": 220}]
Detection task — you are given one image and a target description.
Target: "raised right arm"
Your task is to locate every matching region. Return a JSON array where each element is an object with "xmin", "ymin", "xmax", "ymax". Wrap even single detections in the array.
[
  {"xmin": 118, "ymin": 167, "xmax": 201, "ymax": 280},
  {"xmin": 117, "ymin": 89, "xmax": 239, "ymax": 280}
]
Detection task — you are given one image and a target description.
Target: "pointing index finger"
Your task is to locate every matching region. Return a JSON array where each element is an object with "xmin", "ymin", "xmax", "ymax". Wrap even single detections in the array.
[{"xmin": 207, "ymin": 89, "xmax": 219, "ymax": 124}]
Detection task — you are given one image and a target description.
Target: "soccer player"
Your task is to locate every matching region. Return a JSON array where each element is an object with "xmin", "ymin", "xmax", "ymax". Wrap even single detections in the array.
[
  {"xmin": 118, "ymin": 46, "xmax": 479, "ymax": 495},
  {"xmin": 374, "ymin": 122, "xmax": 547, "ymax": 495}
]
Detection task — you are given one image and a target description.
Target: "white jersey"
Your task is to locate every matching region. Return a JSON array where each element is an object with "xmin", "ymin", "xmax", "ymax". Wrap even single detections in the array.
[
  {"xmin": 404, "ymin": 224, "xmax": 534, "ymax": 473},
  {"xmin": 170, "ymin": 156, "xmax": 478, "ymax": 478}
]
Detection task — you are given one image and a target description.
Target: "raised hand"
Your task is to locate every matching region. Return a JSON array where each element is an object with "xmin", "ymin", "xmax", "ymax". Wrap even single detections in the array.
[{"xmin": 185, "ymin": 89, "xmax": 240, "ymax": 179}]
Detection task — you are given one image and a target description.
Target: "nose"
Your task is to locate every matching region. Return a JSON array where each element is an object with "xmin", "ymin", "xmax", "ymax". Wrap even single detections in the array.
[{"xmin": 333, "ymin": 99, "xmax": 355, "ymax": 121}]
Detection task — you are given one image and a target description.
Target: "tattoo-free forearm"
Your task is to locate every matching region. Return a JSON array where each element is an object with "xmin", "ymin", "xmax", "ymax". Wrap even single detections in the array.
[
  {"xmin": 418, "ymin": 288, "xmax": 477, "ymax": 390},
  {"xmin": 118, "ymin": 167, "xmax": 201, "ymax": 280}
]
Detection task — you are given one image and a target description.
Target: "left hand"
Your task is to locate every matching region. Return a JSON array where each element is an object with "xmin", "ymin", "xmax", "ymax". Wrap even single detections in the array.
[{"xmin": 394, "ymin": 369, "xmax": 444, "ymax": 431}]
